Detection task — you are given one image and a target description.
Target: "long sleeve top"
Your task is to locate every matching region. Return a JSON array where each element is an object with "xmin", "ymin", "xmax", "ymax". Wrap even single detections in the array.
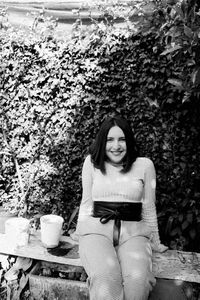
[{"xmin": 76, "ymin": 155, "xmax": 162, "ymax": 248}]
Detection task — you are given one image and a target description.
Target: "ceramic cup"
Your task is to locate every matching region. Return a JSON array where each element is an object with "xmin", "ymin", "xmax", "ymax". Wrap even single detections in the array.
[{"xmin": 40, "ymin": 214, "xmax": 64, "ymax": 248}]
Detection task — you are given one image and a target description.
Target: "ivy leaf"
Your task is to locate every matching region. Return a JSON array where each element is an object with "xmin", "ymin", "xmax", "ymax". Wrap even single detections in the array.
[
  {"xmin": 160, "ymin": 45, "xmax": 182, "ymax": 56},
  {"xmin": 184, "ymin": 25, "xmax": 193, "ymax": 39},
  {"xmin": 182, "ymin": 220, "xmax": 189, "ymax": 230},
  {"xmin": 192, "ymin": 68, "xmax": 200, "ymax": 86},
  {"xmin": 167, "ymin": 78, "xmax": 183, "ymax": 88},
  {"xmin": 174, "ymin": 5, "xmax": 184, "ymax": 20},
  {"xmin": 170, "ymin": 227, "xmax": 181, "ymax": 236},
  {"xmin": 182, "ymin": 91, "xmax": 191, "ymax": 103}
]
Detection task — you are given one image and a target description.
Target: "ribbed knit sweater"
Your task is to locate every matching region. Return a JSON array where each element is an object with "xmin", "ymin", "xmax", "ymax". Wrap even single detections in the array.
[{"xmin": 77, "ymin": 155, "xmax": 163, "ymax": 249}]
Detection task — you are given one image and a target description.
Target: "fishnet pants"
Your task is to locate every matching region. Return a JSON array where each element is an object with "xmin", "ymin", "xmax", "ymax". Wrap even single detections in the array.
[{"xmin": 79, "ymin": 235, "xmax": 155, "ymax": 300}]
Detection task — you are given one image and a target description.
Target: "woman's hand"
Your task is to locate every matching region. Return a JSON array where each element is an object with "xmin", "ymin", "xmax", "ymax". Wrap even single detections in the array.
[
  {"xmin": 151, "ymin": 243, "xmax": 168, "ymax": 253},
  {"xmin": 150, "ymin": 232, "xmax": 168, "ymax": 252}
]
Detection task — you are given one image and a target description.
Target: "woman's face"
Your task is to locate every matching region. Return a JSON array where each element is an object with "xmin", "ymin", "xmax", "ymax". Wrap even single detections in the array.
[{"xmin": 105, "ymin": 126, "xmax": 127, "ymax": 165}]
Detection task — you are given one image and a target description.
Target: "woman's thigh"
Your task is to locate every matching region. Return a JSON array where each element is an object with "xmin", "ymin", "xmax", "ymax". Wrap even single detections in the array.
[
  {"xmin": 117, "ymin": 236, "xmax": 155, "ymax": 286},
  {"xmin": 79, "ymin": 234, "xmax": 122, "ymax": 278},
  {"xmin": 79, "ymin": 234, "xmax": 124, "ymax": 300}
]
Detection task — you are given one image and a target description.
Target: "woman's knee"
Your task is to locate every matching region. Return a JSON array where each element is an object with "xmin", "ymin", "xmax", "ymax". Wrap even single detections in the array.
[
  {"xmin": 124, "ymin": 269, "xmax": 146, "ymax": 284},
  {"xmin": 88, "ymin": 270, "xmax": 123, "ymax": 300},
  {"xmin": 123, "ymin": 270, "xmax": 154, "ymax": 300},
  {"xmin": 123, "ymin": 268, "xmax": 155, "ymax": 290},
  {"xmin": 90, "ymin": 264, "xmax": 122, "ymax": 283}
]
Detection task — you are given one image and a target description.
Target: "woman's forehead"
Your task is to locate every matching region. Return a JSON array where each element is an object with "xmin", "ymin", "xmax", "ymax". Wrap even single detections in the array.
[{"xmin": 107, "ymin": 126, "xmax": 125, "ymax": 137}]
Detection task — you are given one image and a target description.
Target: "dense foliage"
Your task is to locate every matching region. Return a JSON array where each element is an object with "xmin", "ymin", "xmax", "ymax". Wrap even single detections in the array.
[
  {"xmin": 158, "ymin": 0, "xmax": 200, "ymax": 102},
  {"xmin": 0, "ymin": 0, "xmax": 200, "ymax": 251}
]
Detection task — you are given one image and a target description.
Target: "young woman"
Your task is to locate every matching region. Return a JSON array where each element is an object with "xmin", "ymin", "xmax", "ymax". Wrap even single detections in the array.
[{"xmin": 76, "ymin": 116, "xmax": 167, "ymax": 300}]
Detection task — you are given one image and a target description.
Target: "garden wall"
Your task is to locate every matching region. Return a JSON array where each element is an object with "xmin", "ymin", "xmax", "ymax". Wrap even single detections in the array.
[{"xmin": 0, "ymin": 3, "xmax": 200, "ymax": 251}]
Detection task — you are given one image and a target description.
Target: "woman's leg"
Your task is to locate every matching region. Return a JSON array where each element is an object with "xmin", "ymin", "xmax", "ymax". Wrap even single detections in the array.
[
  {"xmin": 79, "ymin": 234, "xmax": 124, "ymax": 300},
  {"xmin": 117, "ymin": 236, "xmax": 156, "ymax": 300}
]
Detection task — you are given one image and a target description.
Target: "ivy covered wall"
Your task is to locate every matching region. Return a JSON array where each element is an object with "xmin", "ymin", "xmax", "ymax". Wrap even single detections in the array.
[{"xmin": 0, "ymin": 2, "xmax": 200, "ymax": 251}]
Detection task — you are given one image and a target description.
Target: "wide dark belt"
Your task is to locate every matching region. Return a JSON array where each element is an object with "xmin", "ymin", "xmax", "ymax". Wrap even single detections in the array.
[{"xmin": 93, "ymin": 201, "xmax": 142, "ymax": 246}]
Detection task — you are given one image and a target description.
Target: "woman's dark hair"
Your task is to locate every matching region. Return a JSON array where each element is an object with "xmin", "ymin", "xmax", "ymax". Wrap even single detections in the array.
[{"xmin": 89, "ymin": 116, "xmax": 139, "ymax": 173}]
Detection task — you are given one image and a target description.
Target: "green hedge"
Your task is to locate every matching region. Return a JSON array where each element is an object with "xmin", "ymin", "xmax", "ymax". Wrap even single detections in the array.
[{"xmin": 0, "ymin": 5, "xmax": 200, "ymax": 251}]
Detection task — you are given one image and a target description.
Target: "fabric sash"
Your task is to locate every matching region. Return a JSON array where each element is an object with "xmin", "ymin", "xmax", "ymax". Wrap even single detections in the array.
[{"xmin": 93, "ymin": 201, "xmax": 142, "ymax": 246}]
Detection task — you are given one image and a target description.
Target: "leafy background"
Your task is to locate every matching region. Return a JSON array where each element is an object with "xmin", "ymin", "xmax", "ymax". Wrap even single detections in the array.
[{"xmin": 0, "ymin": 0, "xmax": 200, "ymax": 251}]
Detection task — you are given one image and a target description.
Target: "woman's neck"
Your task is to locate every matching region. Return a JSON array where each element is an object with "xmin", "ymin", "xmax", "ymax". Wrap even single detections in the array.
[{"xmin": 106, "ymin": 160, "xmax": 123, "ymax": 168}]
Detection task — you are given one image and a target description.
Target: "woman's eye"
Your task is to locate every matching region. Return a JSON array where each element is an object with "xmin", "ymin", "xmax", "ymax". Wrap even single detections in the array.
[{"xmin": 106, "ymin": 138, "xmax": 113, "ymax": 142}]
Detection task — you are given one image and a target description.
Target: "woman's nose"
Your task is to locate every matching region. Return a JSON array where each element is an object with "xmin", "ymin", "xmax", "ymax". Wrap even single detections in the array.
[{"xmin": 113, "ymin": 140, "xmax": 120, "ymax": 148}]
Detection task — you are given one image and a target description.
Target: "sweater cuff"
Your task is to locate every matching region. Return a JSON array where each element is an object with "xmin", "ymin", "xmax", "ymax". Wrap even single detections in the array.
[{"xmin": 151, "ymin": 231, "xmax": 161, "ymax": 246}]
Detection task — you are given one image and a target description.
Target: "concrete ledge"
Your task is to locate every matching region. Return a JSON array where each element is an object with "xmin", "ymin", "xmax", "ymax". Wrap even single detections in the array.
[
  {"xmin": 29, "ymin": 261, "xmax": 89, "ymax": 300},
  {"xmin": 0, "ymin": 232, "xmax": 200, "ymax": 283}
]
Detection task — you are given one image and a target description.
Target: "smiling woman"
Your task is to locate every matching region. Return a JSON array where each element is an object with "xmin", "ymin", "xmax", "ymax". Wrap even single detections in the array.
[{"xmin": 76, "ymin": 115, "xmax": 168, "ymax": 300}]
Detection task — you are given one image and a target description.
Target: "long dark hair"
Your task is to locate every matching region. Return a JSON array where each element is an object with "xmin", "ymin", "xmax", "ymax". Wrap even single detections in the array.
[{"xmin": 89, "ymin": 116, "xmax": 139, "ymax": 173}]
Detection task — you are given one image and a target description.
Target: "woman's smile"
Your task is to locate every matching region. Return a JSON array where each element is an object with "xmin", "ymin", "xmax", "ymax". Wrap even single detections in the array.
[{"xmin": 110, "ymin": 151, "xmax": 124, "ymax": 155}]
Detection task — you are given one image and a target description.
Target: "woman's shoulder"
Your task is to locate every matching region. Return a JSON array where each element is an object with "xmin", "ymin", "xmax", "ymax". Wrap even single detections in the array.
[
  {"xmin": 135, "ymin": 157, "xmax": 154, "ymax": 168},
  {"xmin": 83, "ymin": 154, "xmax": 92, "ymax": 166},
  {"xmin": 84, "ymin": 154, "xmax": 91, "ymax": 162},
  {"xmin": 82, "ymin": 155, "xmax": 95, "ymax": 174},
  {"xmin": 83, "ymin": 154, "xmax": 96, "ymax": 169}
]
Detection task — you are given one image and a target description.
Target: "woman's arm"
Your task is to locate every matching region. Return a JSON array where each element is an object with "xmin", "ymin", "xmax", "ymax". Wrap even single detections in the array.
[
  {"xmin": 77, "ymin": 155, "xmax": 94, "ymax": 222},
  {"xmin": 142, "ymin": 158, "xmax": 168, "ymax": 252}
]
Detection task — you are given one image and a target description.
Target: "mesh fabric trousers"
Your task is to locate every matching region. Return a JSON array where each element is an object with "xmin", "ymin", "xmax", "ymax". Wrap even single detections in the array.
[{"xmin": 79, "ymin": 235, "xmax": 155, "ymax": 300}]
